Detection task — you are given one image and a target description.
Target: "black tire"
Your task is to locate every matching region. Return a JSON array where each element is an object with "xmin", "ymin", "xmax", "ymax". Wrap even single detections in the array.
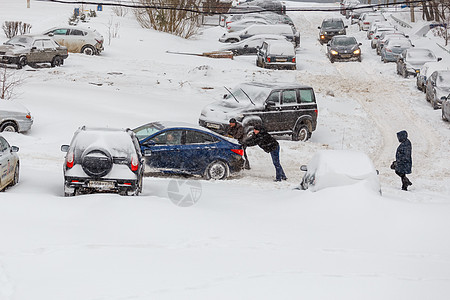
[
  {"xmin": 358, "ymin": 56, "xmax": 362, "ymax": 62},
  {"xmin": 330, "ymin": 57, "xmax": 335, "ymax": 63},
  {"xmin": 225, "ymin": 39, "xmax": 239, "ymax": 43},
  {"xmin": 10, "ymin": 164, "xmax": 19, "ymax": 187},
  {"xmin": 432, "ymin": 97, "xmax": 439, "ymax": 110},
  {"xmin": 0, "ymin": 121, "xmax": 18, "ymax": 132},
  {"xmin": 51, "ymin": 56, "xmax": 62, "ymax": 67},
  {"xmin": 292, "ymin": 124, "xmax": 309, "ymax": 142},
  {"xmin": 64, "ymin": 186, "xmax": 76, "ymax": 197},
  {"xmin": 81, "ymin": 45, "xmax": 96, "ymax": 55},
  {"xmin": 204, "ymin": 160, "xmax": 229, "ymax": 180},
  {"xmin": 81, "ymin": 149, "xmax": 113, "ymax": 177},
  {"xmin": 17, "ymin": 56, "xmax": 27, "ymax": 69},
  {"xmin": 402, "ymin": 67, "xmax": 408, "ymax": 78}
]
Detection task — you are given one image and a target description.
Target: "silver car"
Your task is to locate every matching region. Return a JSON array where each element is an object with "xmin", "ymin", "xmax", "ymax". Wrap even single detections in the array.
[
  {"xmin": 0, "ymin": 135, "xmax": 20, "ymax": 191},
  {"xmin": 43, "ymin": 26, "xmax": 104, "ymax": 55},
  {"xmin": 426, "ymin": 70, "xmax": 450, "ymax": 109},
  {"xmin": 381, "ymin": 38, "xmax": 413, "ymax": 63},
  {"xmin": 0, "ymin": 101, "xmax": 33, "ymax": 132},
  {"xmin": 396, "ymin": 48, "xmax": 441, "ymax": 78}
]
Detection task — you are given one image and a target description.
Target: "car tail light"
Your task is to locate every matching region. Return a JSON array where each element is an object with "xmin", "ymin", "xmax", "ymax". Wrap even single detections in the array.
[
  {"xmin": 292, "ymin": 57, "xmax": 296, "ymax": 63},
  {"xmin": 71, "ymin": 180, "xmax": 79, "ymax": 183},
  {"xmin": 26, "ymin": 113, "xmax": 31, "ymax": 119},
  {"xmin": 315, "ymin": 109, "xmax": 318, "ymax": 116},
  {"xmin": 364, "ymin": 22, "xmax": 370, "ymax": 25},
  {"xmin": 387, "ymin": 48, "xmax": 392, "ymax": 52},
  {"xmin": 66, "ymin": 151, "xmax": 74, "ymax": 169},
  {"xmin": 131, "ymin": 154, "xmax": 139, "ymax": 171},
  {"xmin": 95, "ymin": 39, "xmax": 103, "ymax": 45},
  {"xmin": 123, "ymin": 182, "xmax": 132, "ymax": 186},
  {"xmin": 231, "ymin": 149, "xmax": 244, "ymax": 156},
  {"xmin": 227, "ymin": 26, "xmax": 231, "ymax": 30},
  {"xmin": 267, "ymin": 57, "xmax": 271, "ymax": 63}
]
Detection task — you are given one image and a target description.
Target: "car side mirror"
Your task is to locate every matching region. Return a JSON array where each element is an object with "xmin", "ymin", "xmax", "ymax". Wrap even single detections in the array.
[
  {"xmin": 244, "ymin": 31, "xmax": 248, "ymax": 34},
  {"xmin": 441, "ymin": 96, "xmax": 448, "ymax": 101},
  {"xmin": 223, "ymin": 94, "xmax": 227, "ymax": 99},
  {"xmin": 327, "ymin": 41, "xmax": 331, "ymax": 46},
  {"xmin": 405, "ymin": 35, "xmax": 409, "ymax": 38},
  {"xmin": 345, "ymin": 25, "xmax": 348, "ymax": 28},
  {"xmin": 317, "ymin": 26, "xmax": 321, "ymax": 29},
  {"xmin": 412, "ymin": 44, "xmax": 415, "ymax": 47},
  {"xmin": 11, "ymin": 146, "xmax": 19, "ymax": 153},
  {"xmin": 31, "ymin": 46, "xmax": 37, "ymax": 50},
  {"xmin": 431, "ymin": 81, "xmax": 436, "ymax": 86},
  {"xmin": 144, "ymin": 140, "xmax": 155, "ymax": 147},
  {"xmin": 244, "ymin": 45, "xmax": 248, "ymax": 48},
  {"xmin": 61, "ymin": 145, "xmax": 69, "ymax": 152},
  {"xmin": 143, "ymin": 149, "xmax": 152, "ymax": 156},
  {"xmin": 266, "ymin": 100, "xmax": 276, "ymax": 107},
  {"xmin": 300, "ymin": 165, "xmax": 308, "ymax": 172},
  {"xmin": 438, "ymin": 57, "xmax": 442, "ymax": 62},
  {"xmin": 359, "ymin": 43, "xmax": 362, "ymax": 46},
  {"xmin": 48, "ymin": 33, "xmax": 54, "ymax": 37}
]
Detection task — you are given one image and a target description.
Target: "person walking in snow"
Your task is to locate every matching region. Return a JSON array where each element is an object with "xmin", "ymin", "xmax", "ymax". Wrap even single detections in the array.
[
  {"xmin": 227, "ymin": 118, "xmax": 250, "ymax": 169},
  {"xmin": 243, "ymin": 124, "xmax": 287, "ymax": 181},
  {"xmin": 391, "ymin": 130, "xmax": 412, "ymax": 191}
]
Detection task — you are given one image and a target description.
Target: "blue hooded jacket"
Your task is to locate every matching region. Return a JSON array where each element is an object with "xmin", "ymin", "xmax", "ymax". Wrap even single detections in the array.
[{"xmin": 395, "ymin": 130, "xmax": 412, "ymax": 174}]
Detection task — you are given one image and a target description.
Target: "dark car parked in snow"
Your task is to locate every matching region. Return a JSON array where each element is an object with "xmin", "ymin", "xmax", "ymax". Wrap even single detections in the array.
[
  {"xmin": 61, "ymin": 127, "xmax": 144, "ymax": 197},
  {"xmin": 440, "ymin": 94, "xmax": 450, "ymax": 121},
  {"xmin": 326, "ymin": 36, "xmax": 361, "ymax": 63},
  {"xmin": 318, "ymin": 18, "xmax": 347, "ymax": 44},
  {"xmin": 133, "ymin": 122, "xmax": 244, "ymax": 180},
  {"xmin": 256, "ymin": 40, "xmax": 296, "ymax": 70},
  {"xmin": 199, "ymin": 82, "xmax": 318, "ymax": 142},
  {"xmin": 0, "ymin": 35, "xmax": 68, "ymax": 69},
  {"xmin": 396, "ymin": 48, "xmax": 441, "ymax": 78}
]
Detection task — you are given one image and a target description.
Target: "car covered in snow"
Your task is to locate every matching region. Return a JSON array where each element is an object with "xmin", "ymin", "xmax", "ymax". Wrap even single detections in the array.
[
  {"xmin": 376, "ymin": 31, "xmax": 408, "ymax": 55},
  {"xmin": 440, "ymin": 94, "xmax": 450, "ymax": 121},
  {"xmin": 61, "ymin": 127, "xmax": 144, "ymax": 196},
  {"xmin": 299, "ymin": 150, "xmax": 381, "ymax": 194},
  {"xmin": 256, "ymin": 39, "xmax": 296, "ymax": 70},
  {"xmin": 369, "ymin": 25, "xmax": 396, "ymax": 48},
  {"xmin": 0, "ymin": 135, "xmax": 20, "ymax": 191},
  {"xmin": 425, "ymin": 70, "xmax": 450, "ymax": 109},
  {"xmin": 358, "ymin": 12, "xmax": 386, "ymax": 31},
  {"xmin": 0, "ymin": 101, "xmax": 33, "ymax": 132},
  {"xmin": 0, "ymin": 34, "xmax": 68, "ymax": 69},
  {"xmin": 397, "ymin": 48, "xmax": 442, "ymax": 78},
  {"xmin": 226, "ymin": 18, "xmax": 272, "ymax": 32},
  {"xmin": 43, "ymin": 26, "xmax": 104, "ymax": 55},
  {"xmin": 318, "ymin": 18, "xmax": 347, "ymax": 44},
  {"xmin": 380, "ymin": 38, "xmax": 413, "ymax": 63},
  {"xmin": 219, "ymin": 34, "xmax": 288, "ymax": 55},
  {"xmin": 132, "ymin": 122, "xmax": 244, "ymax": 180},
  {"xmin": 326, "ymin": 36, "xmax": 361, "ymax": 63},
  {"xmin": 219, "ymin": 24, "xmax": 300, "ymax": 47},
  {"xmin": 416, "ymin": 61, "xmax": 449, "ymax": 92},
  {"xmin": 199, "ymin": 82, "xmax": 318, "ymax": 142}
]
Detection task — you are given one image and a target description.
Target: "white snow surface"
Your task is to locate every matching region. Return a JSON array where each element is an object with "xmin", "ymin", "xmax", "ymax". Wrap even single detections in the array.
[{"xmin": 1, "ymin": 1, "xmax": 450, "ymax": 299}]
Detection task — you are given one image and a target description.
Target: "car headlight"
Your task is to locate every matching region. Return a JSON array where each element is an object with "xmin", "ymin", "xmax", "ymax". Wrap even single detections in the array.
[
  {"xmin": 330, "ymin": 50, "xmax": 338, "ymax": 55},
  {"xmin": 338, "ymin": 30, "xmax": 345, "ymax": 34},
  {"xmin": 353, "ymin": 49, "xmax": 361, "ymax": 55},
  {"xmin": 320, "ymin": 35, "xmax": 325, "ymax": 40}
]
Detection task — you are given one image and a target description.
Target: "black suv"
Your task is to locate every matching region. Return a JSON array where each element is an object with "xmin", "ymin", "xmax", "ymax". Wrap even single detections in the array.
[
  {"xmin": 318, "ymin": 18, "xmax": 347, "ymax": 44},
  {"xmin": 199, "ymin": 82, "xmax": 318, "ymax": 142},
  {"xmin": 61, "ymin": 127, "xmax": 144, "ymax": 196}
]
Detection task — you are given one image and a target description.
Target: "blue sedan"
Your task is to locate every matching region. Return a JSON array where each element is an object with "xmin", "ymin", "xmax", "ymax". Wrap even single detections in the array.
[{"xmin": 132, "ymin": 122, "xmax": 245, "ymax": 180}]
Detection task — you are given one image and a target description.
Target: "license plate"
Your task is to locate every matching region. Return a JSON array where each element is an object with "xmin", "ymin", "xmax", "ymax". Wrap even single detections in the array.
[
  {"xmin": 88, "ymin": 181, "xmax": 114, "ymax": 189},
  {"xmin": 341, "ymin": 54, "xmax": 352, "ymax": 58},
  {"xmin": 276, "ymin": 58, "xmax": 287, "ymax": 62},
  {"xmin": 206, "ymin": 123, "xmax": 220, "ymax": 129}
]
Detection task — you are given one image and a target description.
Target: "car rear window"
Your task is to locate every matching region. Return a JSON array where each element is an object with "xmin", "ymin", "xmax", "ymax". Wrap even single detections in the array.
[
  {"xmin": 269, "ymin": 42, "xmax": 295, "ymax": 55},
  {"xmin": 300, "ymin": 89, "xmax": 315, "ymax": 103}
]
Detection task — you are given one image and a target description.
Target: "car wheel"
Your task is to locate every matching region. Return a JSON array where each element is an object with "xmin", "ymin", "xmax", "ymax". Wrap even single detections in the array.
[
  {"xmin": 225, "ymin": 39, "xmax": 239, "ymax": 43},
  {"xmin": 51, "ymin": 56, "xmax": 62, "ymax": 67},
  {"xmin": 10, "ymin": 164, "xmax": 19, "ymax": 187},
  {"xmin": 292, "ymin": 124, "xmax": 309, "ymax": 142},
  {"xmin": 0, "ymin": 121, "xmax": 18, "ymax": 132},
  {"xmin": 442, "ymin": 109, "xmax": 448, "ymax": 121},
  {"xmin": 17, "ymin": 56, "xmax": 27, "ymax": 69},
  {"xmin": 244, "ymin": 125, "xmax": 255, "ymax": 138},
  {"xmin": 358, "ymin": 56, "xmax": 362, "ymax": 62},
  {"xmin": 81, "ymin": 45, "xmax": 96, "ymax": 55},
  {"xmin": 330, "ymin": 57, "xmax": 335, "ymax": 63},
  {"xmin": 402, "ymin": 67, "xmax": 408, "ymax": 78},
  {"xmin": 432, "ymin": 97, "xmax": 439, "ymax": 110},
  {"xmin": 64, "ymin": 186, "xmax": 77, "ymax": 197},
  {"xmin": 204, "ymin": 160, "xmax": 229, "ymax": 180}
]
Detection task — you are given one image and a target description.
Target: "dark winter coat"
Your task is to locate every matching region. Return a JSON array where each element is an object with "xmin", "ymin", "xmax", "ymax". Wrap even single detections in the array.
[
  {"xmin": 244, "ymin": 127, "xmax": 279, "ymax": 153},
  {"xmin": 395, "ymin": 130, "xmax": 412, "ymax": 174},
  {"xmin": 227, "ymin": 122, "xmax": 244, "ymax": 143}
]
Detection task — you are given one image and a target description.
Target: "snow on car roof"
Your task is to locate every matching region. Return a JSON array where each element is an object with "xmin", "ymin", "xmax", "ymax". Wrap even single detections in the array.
[
  {"xmin": 72, "ymin": 128, "xmax": 136, "ymax": 156},
  {"xmin": 267, "ymin": 40, "xmax": 295, "ymax": 55}
]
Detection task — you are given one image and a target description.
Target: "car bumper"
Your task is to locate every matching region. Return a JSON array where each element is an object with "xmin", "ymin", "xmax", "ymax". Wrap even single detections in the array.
[
  {"xmin": 198, "ymin": 119, "xmax": 227, "ymax": 135},
  {"xmin": 331, "ymin": 53, "xmax": 360, "ymax": 61},
  {"xmin": 64, "ymin": 176, "xmax": 138, "ymax": 193},
  {"xmin": 264, "ymin": 62, "xmax": 296, "ymax": 69},
  {"xmin": 17, "ymin": 118, "xmax": 33, "ymax": 132},
  {"xmin": 0, "ymin": 55, "xmax": 20, "ymax": 65}
]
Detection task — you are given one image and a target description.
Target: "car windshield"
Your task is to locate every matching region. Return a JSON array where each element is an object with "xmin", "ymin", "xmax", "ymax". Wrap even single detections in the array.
[
  {"xmin": 333, "ymin": 37, "xmax": 357, "ymax": 46},
  {"xmin": 322, "ymin": 20, "xmax": 343, "ymax": 29},
  {"xmin": 407, "ymin": 49, "xmax": 436, "ymax": 61},
  {"xmin": 436, "ymin": 72, "xmax": 450, "ymax": 87},
  {"xmin": 132, "ymin": 122, "xmax": 166, "ymax": 141},
  {"xmin": 223, "ymin": 84, "xmax": 272, "ymax": 107},
  {"xmin": 4, "ymin": 35, "xmax": 32, "ymax": 47}
]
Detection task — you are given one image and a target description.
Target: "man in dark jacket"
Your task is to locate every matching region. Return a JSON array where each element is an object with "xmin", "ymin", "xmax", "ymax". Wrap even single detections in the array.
[
  {"xmin": 227, "ymin": 118, "xmax": 250, "ymax": 169},
  {"xmin": 243, "ymin": 124, "xmax": 287, "ymax": 181},
  {"xmin": 393, "ymin": 130, "xmax": 412, "ymax": 191}
]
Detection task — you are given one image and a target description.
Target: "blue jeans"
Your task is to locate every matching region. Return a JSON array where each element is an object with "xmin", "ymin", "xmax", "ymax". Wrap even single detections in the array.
[{"xmin": 270, "ymin": 145, "xmax": 286, "ymax": 181}]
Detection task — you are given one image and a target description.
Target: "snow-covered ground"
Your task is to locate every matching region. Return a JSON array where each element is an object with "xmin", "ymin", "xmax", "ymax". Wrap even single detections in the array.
[{"xmin": 0, "ymin": 1, "xmax": 449, "ymax": 299}]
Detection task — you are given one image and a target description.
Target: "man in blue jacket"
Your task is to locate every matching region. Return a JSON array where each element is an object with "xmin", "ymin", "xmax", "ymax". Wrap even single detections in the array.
[
  {"xmin": 392, "ymin": 130, "xmax": 412, "ymax": 191},
  {"xmin": 243, "ymin": 124, "xmax": 287, "ymax": 182}
]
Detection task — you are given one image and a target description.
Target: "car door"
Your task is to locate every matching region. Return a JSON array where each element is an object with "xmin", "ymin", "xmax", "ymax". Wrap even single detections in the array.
[
  {"xmin": 48, "ymin": 28, "xmax": 69, "ymax": 48},
  {"xmin": 0, "ymin": 137, "xmax": 10, "ymax": 189},
  {"xmin": 141, "ymin": 129, "xmax": 184, "ymax": 171},
  {"xmin": 181, "ymin": 129, "xmax": 220, "ymax": 173},
  {"xmin": 426, "ymin": 71, "xmax": 438, "ymax": 101},
  {"xmin": 68, "ymin": 29, "xmax": 86, "ymax": 53},
  {"xmin": 261, "ymin": 90, "xmax": 282, "ymax": 132},
  {"xmin": 279, "ymin": 89, "xmax": 300, "ymax": 130},
  {"xmin": 42, "ymin": 39, "xmax": 57, "ymax": 62},
  {"xmin": 257, "ymin": 42, "xmax": 268, "ymax": 65},
  {"xmin": 28, "ymin": 39, "xmax": 45, "ymax": 63}
]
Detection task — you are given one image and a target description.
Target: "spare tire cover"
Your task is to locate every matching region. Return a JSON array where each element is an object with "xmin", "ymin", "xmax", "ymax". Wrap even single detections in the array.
[{"xmin": 81, "ymin": 149, "xmax": 113, "ymax": 178}]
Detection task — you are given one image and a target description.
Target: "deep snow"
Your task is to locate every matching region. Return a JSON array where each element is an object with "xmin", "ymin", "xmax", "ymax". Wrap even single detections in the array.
[{"xmin": 0, "ymin": 0, "xmax": 450, "ymax": 299}]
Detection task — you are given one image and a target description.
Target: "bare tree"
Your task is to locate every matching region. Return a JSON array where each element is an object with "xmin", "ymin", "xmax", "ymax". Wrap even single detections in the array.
[
  {"xmin": 133, "ymin": 0, "xmax": 202, "ymax": 39},
  {"xmin": 0, "ymin": 66, "xmax": 24, "ymax": 101},
  {"xmin": 106, "ymin": 16, "xmax": 121, "ymax": 46},
  {"xmin": 112, "ymin": 1, "xmax": 129, "ymax": 16},
  {"xmin": 431, "ymin": 0, "xmax": 450, "ymax": 45}
]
